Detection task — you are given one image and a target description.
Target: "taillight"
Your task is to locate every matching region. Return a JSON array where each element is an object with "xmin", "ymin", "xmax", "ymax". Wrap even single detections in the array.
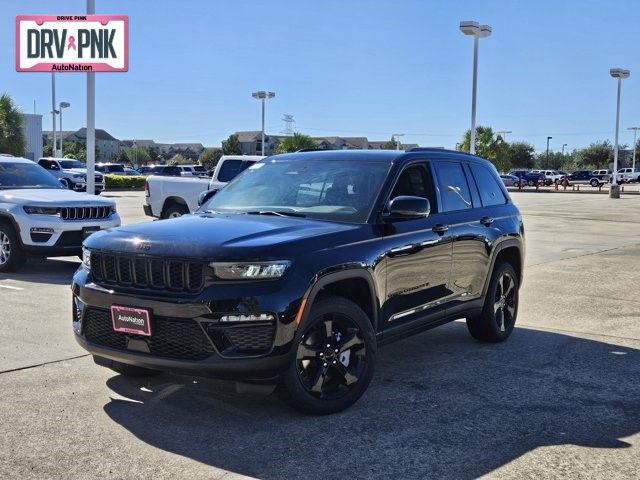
[{"xmin": 144, "ymin": 180, "xmax": 150, "ymax": 197}]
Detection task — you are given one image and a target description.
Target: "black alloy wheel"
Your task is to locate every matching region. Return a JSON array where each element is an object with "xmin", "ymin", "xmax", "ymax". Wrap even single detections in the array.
[
  {"xmin": 281, "ymin": 296, "xmax": 376, "ymax": 414},
  {"xmin": 466, "ymin": 262, "xmax": 519, "ymax": 342}
]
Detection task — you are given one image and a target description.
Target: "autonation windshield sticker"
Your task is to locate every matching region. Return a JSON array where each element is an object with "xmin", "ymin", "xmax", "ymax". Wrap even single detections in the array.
[{"xmin": 16, "ymin": 15, "xmax": 128, "ymax": 72}]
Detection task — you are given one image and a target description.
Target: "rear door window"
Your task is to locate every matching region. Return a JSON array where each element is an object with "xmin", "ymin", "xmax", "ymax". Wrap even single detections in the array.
[
  {"xmin": 434, "ymin": 161, "xmax": 473, "ymax": 211},
  {"xmin": 217, "ymin": 160, "xmax": 243, "ymax": 182}
]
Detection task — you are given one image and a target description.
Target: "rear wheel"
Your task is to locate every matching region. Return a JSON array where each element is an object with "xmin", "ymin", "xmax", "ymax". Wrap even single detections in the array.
[
  {"xmin": 0, "ymin": 223, "xmax": 26, "ymax": 273},
  {"xmin": 590, "ymin": 179, "xmax": 599, "ymax": 187},
  {"xmin": 61, "ymin": 178, "xmax": 73, "ymax": 189},
  {"xmin": 162, "ymin": 203, "xmax": 189, "ymax": 219},
  {"xmin": 467, "ymin": 262, "xmax": 519, "ymax": 342},
  {"xmin": 281, "ymin": 296, "xmax": 376, "ymax": 414},
  {"xmin": 93, "ymin": 355, "xmax": 161, "ymax": 377}
]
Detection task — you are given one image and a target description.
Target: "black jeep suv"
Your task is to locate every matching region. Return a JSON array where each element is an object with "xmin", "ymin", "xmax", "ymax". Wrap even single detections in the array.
[{"xmin": 72, "ymin": 149, "xmax": 524, "ymax": 414}]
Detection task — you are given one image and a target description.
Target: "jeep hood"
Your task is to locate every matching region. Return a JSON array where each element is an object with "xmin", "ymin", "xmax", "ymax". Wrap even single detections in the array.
[
  {"xmin": 84, "ymin": 213, "xmax": 359, "ymax": 258},
  {"xmin": 0, "ymin": 188, "xmax": 114, "ymax": 206}
]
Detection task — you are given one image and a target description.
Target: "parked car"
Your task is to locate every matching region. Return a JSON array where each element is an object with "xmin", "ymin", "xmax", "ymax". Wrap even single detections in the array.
[
  {"xmin": 500, "ymin": 174, "xmax": 521, "ymax": 187},
  {"xmin": 146, "ymin": 165, "xmax": 182, "ymax": 177},
  {"xmin": 0, "ymin": 156, "xmax": 120, "ymax": 272},
  {"xmin": 37, "ymin": 157, "xmax": 105, "ymax": 194},
  {"xmin": 74, "ymin": 148, "xmax": 525, "ymax": 414},
  {"xmin": 178, "ymin": 165, "xmax": 208, "ymax": 177},
  {"xmin": 95, "ymin": 163, "xmax": 126, "ymax": 174},
  {"xmin": 121, "ymin": 168, "xmax": 142, "ymax": 176},
  {"xmin": 616, "ymin": 167, "xmax": 640, "ymax": 183},
  {"xmin": 136, "ymin": 166, "xmax": 154, "ymax": 176},
  {"xmin": 508, "ymin": 169, "xmax": 544, "ymax": 186},
  {"xmin": 531, "ymin": 169, "xmax": 563, "ymax": 185},
  {"xmin": 563, "ymin": 170, "xmax": 609, "ymax": 187},
  {"xmin": 144, "ymin": 155, "xmax": 264, "ymax": 219}
]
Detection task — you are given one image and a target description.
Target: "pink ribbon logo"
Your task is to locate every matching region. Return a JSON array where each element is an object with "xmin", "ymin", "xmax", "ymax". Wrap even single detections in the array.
[{"xmin": 67, "ymin": 36, "xmax": 77, "ymax": 50}]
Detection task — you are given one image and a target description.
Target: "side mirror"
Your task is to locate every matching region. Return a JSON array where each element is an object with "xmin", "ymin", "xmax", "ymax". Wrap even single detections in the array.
[
  {"xmin": 384, "ymin": 196, "xmax": 430, "ymax": 220},
  {"xmin": 197, "ymin": 189, "xmax": 219, "ymax": 207}
]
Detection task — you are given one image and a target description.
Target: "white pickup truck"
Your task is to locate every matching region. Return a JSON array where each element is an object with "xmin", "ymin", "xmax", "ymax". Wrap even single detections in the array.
[{"xmin": 143, "ymin": 155, "xmax": 264, "ymax": 219}]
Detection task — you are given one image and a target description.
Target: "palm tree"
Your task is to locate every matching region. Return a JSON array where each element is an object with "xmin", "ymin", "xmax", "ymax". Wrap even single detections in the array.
[
  {"xmin": 0, "ymin": 93, "xmax": 26, "ymax": 156},
  {"xmin": 275, "ymin": 132, "xmax": 317, "ymax": 153}
]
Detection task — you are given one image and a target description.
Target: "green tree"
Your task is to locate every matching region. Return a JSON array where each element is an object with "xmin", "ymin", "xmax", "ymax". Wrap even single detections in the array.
[
  {"xmin": 382, "ymin": 136, "xmax": 399, "ymax": 149},
  {"xmin": 535, "ymin": 151, "xmax": 567, "ymax": 170},
  {"xmin": 199, "ymin": 148, "xmax": 222, "ymax": 170},
  {"xmin": 127, "ymin": 146, "xmax": 151, "ymax": 166},
  {"xmin": 168, "ymin": 153, "xmax": 189, "ymax": 165},
  {"xmin": 275, "ymin": 132, "xmax": 318, "ymax": 153},
  {"xmin": 507, "ymin": 142, "xmax": 535, "ymax": 169},
  {"xmin": 575, "ymin": 141, "xmax": 613, "ymax": 169},
  {"xmin": 221, "ymin": 134, "xmax": 241, "ymax": 155},
  {"xmin": 43, "ymin": 142, "xmax": 53, "ymax": 156},
  {"xmin": 0, "ymin": 93, "xmax": 26, "ymax": 156},
  {"xmin": 116, "ymin": 149, "xmax": 130, "ymax": 164},
  {"xmin": 459, "ymin": 126, "xmax": 509, "ymax": 171}
]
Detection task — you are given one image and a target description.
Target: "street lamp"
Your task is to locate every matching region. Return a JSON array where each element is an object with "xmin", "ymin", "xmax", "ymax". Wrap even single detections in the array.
[
  {"xmin": 609, "ymin": 68, "xmax": 630, "ymax": 198},
  {"xmin": 58, "ymin": 101, "xmax": 70, "ymax": 157},
  {"xmin": 392, "ymin": 133, "xmax": 405, "ymax": 150},
  {"xmin": 496, "ymin": 130, "xmax": 512, "ymax": 141},
  {"xmin": 628, "ymin": 127, "xmax": 639, "ymax": 172},
  {"xmin": 561, "ymin": 143, "xmax": 568, "ymax": 155},
  {"xmin": 546, "ymin": 136, "xmax": 552, "ymax": 168},
  {"xmin": 460, "ymin": 20, "xmax": 492, "ymax": 155},
  {"xmin": 252, "ymin": 91, "xmax": 275, "ymax": 156}
]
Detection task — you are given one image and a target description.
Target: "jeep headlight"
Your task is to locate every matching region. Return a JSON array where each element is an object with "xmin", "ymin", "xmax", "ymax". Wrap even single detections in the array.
[
  {"xmin": 72, "ymin": 174, "xmax": 85, "ymax": 180},
  {"xmin": 82, "ymin": 247, "xmax": 91, "ymax": 268},
  {"xmin": 211, "ymin": 261, "xmax": 290, "ymax": 280},
  {"xmin": 23, "ymin": 206, "xmax": 59, "ymax": 215}
]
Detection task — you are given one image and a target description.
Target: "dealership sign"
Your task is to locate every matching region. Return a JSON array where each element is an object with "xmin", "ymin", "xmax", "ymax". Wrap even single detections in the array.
[{"xmin": 16, "ymin": 15, "xmax": 128, "ymax": 72}]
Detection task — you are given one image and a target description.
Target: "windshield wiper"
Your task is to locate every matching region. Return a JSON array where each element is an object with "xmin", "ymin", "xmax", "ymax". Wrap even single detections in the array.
[{"xmin": 243, "ymin": 210, "xmax": 306, "ymax": 218}]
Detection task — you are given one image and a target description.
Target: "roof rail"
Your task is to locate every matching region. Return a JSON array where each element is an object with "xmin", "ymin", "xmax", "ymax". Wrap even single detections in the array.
[{"xmin": 405, "ymin": 147, "xmax": 447, "ymax": 152}]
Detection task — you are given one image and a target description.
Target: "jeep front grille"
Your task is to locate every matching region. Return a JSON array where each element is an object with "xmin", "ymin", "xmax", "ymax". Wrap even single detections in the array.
[
  {"xmin": 61, "ymin": 206, "xmax": 111, "ymax": 221},
  {"xmin": 90, "ymin": 252, "xmax": 205, "ymax": 293}
]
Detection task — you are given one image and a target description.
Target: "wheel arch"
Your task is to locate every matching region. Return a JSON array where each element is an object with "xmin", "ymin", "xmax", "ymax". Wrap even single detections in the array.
[
  {"xmin": 161, "ymin": 196, "xmax": 189, "ymax": 217},
  {"xmin": 481, "ymin": 240, "xmax": 523, "ymax": 296},
  {"xmin": 298, "ymin": 269, "xmax": 380, "ymax": 333}
]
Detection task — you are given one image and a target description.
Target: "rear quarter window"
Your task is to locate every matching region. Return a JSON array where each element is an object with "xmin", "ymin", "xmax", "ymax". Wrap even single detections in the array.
[{"xmin": 469, "ymin": 163, "xmax": 508, "ymax": 207}]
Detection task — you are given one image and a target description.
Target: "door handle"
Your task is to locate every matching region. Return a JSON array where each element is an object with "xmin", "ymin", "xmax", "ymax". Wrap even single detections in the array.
[
  {"xmin": 432, "ymin": 224, "xmax": 449, "ymax": 234},
  {"xmin": 480, "ymin": 216, "xmax": 494, "ymax": 226}
]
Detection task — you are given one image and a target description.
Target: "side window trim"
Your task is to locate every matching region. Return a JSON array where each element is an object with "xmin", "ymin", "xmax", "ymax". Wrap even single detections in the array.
[
  {"xmin": 464, "ymin": 163, "xmax": 482, "ymax": 208},
  {"xmin": 431, "ymin": 158, "xmax": 474, "ymax": 213}
]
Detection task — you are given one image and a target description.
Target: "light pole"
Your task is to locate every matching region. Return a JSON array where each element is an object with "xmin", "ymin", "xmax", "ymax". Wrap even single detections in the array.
[
  {"xmin": 628, "ymin": 127, "xmax": 639, "ymax": 172},
  {"xmin": 546, "ymin": 136, "xmax": 552, "ymax": 168},
  {"xmin": 609, "ymin": 68, "xmax": 630, "ymax": 198},
  {"xmin": 392, "ymin": 133, "xmax": 405, "ymax": 150},
  {"xmin": 252, "ymin": 91, "xmax": 275, "ymax": 156},
  {"xmin": 51, "ymin": 73, "xmax": 57, "ymax": 158},
  {"xmin": 58, "ymin": 102, "xmax": 70, "ymax": 157},
  {"xmin": 561, "ymin": 143, "xmax": 567, "ymax": 155},
  {"xmin": 460, "ymin": 20, "xmax": 492, "ymax": 155},
  {"xmin": 496, "ymin": 130, "xmax": 512, "ymax": 141}
]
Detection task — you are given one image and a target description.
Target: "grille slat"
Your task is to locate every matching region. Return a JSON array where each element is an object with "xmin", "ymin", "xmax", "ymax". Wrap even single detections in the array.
[
  {"xmin": 90, "ymin": 253, "xmax": 204, "ymax": 293},
  {"xmin": 60, "ymin": 206, "xmax": 111, "ymax": 221}
]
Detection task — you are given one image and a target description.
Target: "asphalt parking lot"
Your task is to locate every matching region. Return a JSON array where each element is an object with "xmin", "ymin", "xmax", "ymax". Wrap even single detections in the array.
[{"xmin": 1, "ymin": 190, "xmax": 639, "ymax": 479}]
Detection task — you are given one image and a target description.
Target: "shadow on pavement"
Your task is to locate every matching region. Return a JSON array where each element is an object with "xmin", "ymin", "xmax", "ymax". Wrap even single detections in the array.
[
  {"xmin": 103, "ymin": 322, "xmax": 640, "ymax": 479},
  {"xmin": 0, "ymin": 258, "xmax": 79, "ymax": 286}
]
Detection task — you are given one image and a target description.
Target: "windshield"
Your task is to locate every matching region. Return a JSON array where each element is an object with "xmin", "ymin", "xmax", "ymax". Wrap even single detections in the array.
[
  {"xmin": 59, "ymin": 160, "xmax": 85, "ymax": 169},
  {"xmin": 203, "ymin": 159, "xmax": 390, "ymax": 223},
  {"xmin": 0, "ymin": 162, "xmax": 63, "ymax": 190}
]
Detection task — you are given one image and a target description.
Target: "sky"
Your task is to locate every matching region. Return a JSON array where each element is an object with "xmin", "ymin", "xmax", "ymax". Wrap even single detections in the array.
[{"xmin": 1, "ymin": 0, "xmax": 639, "ymax": 152}]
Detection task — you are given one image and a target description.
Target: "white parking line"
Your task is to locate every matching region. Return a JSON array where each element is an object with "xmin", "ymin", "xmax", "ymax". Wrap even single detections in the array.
[{"xmin": 0, "ymin": 284, "xmax": 23, "ymax": 291}]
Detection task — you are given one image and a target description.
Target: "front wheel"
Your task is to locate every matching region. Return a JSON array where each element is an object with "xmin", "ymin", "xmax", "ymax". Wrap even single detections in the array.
[
  {"xmin": 0, "ymin": 223, "xmax": 26, "ymax": 273},
  {"xmin": 590, "ymin": 179, "xmax": 600, "ymax": 187},
  {"xmin": 280, "ymin": 296, "xmax": 376, "ymax": 414},
  {"xmin": 466, "ymin": 262, "xmax": 519, "ymax": 342}
]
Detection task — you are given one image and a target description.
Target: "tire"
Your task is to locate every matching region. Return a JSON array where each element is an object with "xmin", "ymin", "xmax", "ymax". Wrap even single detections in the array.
[
  {"xmin": 92, "ymin": 355, "xmax": 161, "ymax": 377},
  {"xmin": 280, "ymin": 296, "xmax": 377, "ymax": 414},
  {"xmin": 162, "ymin": 203, "xmax": 189, "ymax": 219},
  {"xmin": 61, "ymin": 178, "xmax": 73, "ymax": 189},
  {"xmin": 0, "ymin": 222, "xmax": 27, "ymax": 273},
  {"xmin": 527, "ymin": 180, "xmax": 535, "ymax": 187},
  {"xmin": 590, "ymin": 179, "xmax": 599, "ymax": 187},
  {"xmin": 466, "ymin": 262, "xmax": 519, "ymax": 343}
]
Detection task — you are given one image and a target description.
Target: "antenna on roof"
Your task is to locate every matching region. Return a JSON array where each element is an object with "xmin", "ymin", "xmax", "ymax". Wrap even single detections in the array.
[{"xmin": 282, "ymin": 114, "xmax": 295, "ymax": 136}]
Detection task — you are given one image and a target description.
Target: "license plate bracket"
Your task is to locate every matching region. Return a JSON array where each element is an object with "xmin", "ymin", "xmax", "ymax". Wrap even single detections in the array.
[
  {"xmin": 82, "ymin": 226, "xmax": 100, "ymax": 239},
  {"xmin": 111, "ymin": 305, "xmax": 152, "ymax": 336}
]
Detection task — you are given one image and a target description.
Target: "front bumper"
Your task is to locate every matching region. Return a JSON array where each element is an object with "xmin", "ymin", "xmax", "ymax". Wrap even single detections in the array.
[
  {"xmin": 71, "ymin": 266, "xmax": 305, "ymax": 379},
  {"xmin": 16, "ymin": 212, "xmax": 121, "ymax": 252}
]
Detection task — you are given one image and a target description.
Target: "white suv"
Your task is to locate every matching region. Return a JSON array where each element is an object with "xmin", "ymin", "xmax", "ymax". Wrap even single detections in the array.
[
  {"xmin": 531, "ymin": 169, "xmax": 563, "ymax": 185},
  {"xmin": 0, "ymin": 157, "xmax": 120, "ymax": 272},
  {"xmin": 38, "ymin": 157, "xmax": 106, "ymax": 194}
]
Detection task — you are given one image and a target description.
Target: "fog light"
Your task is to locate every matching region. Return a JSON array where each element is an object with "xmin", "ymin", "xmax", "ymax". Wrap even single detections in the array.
[
  {"xmin": 220, "ymin": 313, "xmax": 275, "ymax": 322},
  {"xmin": 30, "ymin": 227, "xmax": 54, "ymax": 233}
]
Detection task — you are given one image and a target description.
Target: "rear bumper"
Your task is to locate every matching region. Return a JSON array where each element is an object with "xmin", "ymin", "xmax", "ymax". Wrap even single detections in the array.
[{"xmin": 143, "ymin": 203, "xmax": 153, "ymax": 217}]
